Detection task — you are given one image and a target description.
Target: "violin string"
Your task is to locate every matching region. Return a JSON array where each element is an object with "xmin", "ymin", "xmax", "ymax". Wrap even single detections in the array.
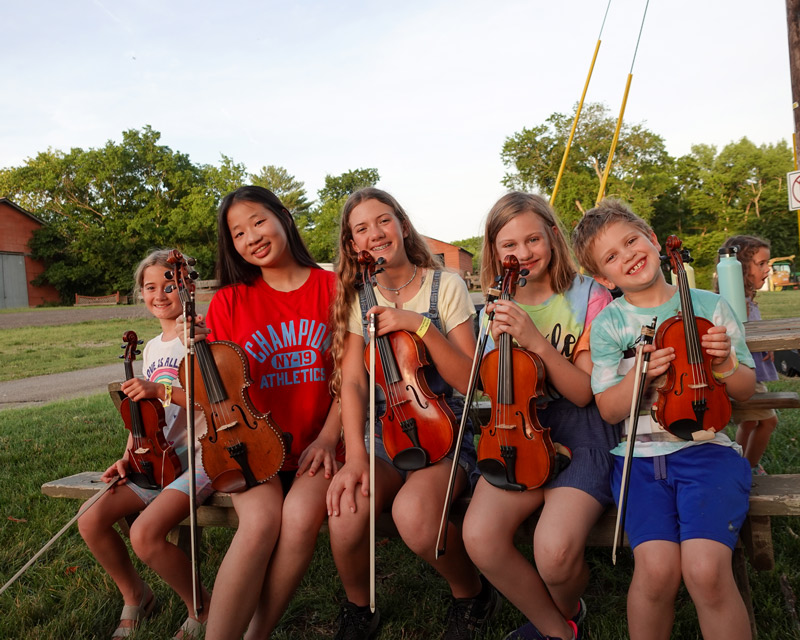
[{"xmin": 176, "ymin": 264, "xmax": 242, "ymax": 449}]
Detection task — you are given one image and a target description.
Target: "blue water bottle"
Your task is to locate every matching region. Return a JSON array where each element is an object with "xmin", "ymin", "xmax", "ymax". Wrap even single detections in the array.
[{"xmin": 717, "ymin": 247, "xmax": 747, "ymax": 323}]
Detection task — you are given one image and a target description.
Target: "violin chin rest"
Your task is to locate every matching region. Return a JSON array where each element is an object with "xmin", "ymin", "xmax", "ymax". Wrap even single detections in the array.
[
  {"xmin": 211, "ymin": 470, "xmax": 249, "ymax": 494},
  {"xmin": 477, "ymin": 459, "xmax": 526, "ymax": 492},
  {"xmin": 668, "ymin": 419, "xmax": 716, "ymax": 443},
  {"xmin": 392, "ymin": 447, "xmax": 429, "ymax": 471}
]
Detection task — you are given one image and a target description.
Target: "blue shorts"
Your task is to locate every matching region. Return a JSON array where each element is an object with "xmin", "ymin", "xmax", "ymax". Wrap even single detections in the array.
[{"xmin": 611, "ymin": 444, "xmax": 751, "ymax": 550}]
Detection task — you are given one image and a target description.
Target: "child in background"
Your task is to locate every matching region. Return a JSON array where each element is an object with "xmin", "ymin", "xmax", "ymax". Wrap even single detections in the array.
[
  {"xmin": 572, "ymin": 200, "xmax": 756, "ymax": 640},
  {"xmin": 326, "ymin": 187, "xmax": 497, "ymax": 640},
  {"xmin": 462, "ymin": 192, "xmax": 618, "ymax": 640},
  {"xmin": 79, "ymin": 249, "xmax": 214, "ymax": 640},
  {"xmin": 719, "ymin": 235, "xmax": 778, "ymax": 475}
]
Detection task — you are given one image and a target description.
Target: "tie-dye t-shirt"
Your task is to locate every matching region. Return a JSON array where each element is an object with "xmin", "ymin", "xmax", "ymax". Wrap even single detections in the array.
[
  {"xmin": 483, "ymin": 274, "xmax": 612, "ymax": 402},
  {"xmin": 590, "ymin": 287, "xmax": 755, "ymax": 457}
]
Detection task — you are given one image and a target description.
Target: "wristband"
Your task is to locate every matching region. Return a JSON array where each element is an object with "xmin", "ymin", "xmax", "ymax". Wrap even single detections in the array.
[
  {"xmin": 416, "ymin": 316, "xmax": 431, "ymax": 339},
  {"xmin": 712, "ymin": 351, "xmax": 739, "ymax": 380},
  {"xmin": 161, "ymin": 382, "xmax": 172, "ymax": 407}
]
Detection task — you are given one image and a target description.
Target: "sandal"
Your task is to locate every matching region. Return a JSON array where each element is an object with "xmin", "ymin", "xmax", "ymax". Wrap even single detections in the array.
[
  {"xmin": 172, "ymin": 616, "xmax": 206, "ymax": 640},
  {"xmin": 111, "ymin": 582, "xmax": 156, "ymax": 638}
]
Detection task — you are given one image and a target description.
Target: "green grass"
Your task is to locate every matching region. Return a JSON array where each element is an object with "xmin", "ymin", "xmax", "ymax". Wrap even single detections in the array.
[
  {"xmin": 1, "ymin": 384, "xmax": 800, "ymax": 638},
  {"xmin": 0, "ymin": 293, "xmax": 799, "ymax": 638},
  {"xmin": 0, "ymin": 318, "xmax": 161, "ymax": 381},
  {"xmin": 755, "ymin": 290, "xmax": 800, "ymax": 320}
]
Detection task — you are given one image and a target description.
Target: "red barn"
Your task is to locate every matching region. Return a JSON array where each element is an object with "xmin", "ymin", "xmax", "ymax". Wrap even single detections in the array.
[
  {"xmin": 0, "ymin": 198, "xmax": 61, "ymax": 308},
  {"xmin": 424, "ymin": 236, "xmax": 474, "ymax": 282}
]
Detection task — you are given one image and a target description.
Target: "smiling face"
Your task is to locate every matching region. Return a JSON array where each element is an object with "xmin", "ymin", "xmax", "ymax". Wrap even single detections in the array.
[
  {"xmin": 141, "ymin": 265, "xmax": 182, "ymax": 322},
  {"xmin": 748, "ymin": 246, "xmax": 771, "ymax": 291},
  {"xmin": 227, "ymin": 200, "xmax": 290, "ymax": 271},
  {"xmin": 493, "ymin": 211, "xmax": 555, "ymax": 290},
  {"xmin": 348, "ymin": 198, "xmax": 408, "ymax": 266},
  {"xmin": 590, "ymin": 220, "xmax": 665, "ymax": 297}
]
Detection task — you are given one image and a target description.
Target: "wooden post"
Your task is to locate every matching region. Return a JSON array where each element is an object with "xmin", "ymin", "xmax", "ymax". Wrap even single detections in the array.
[
  {"xmin": 789, "ymin": 0, "xmax": 800, "ymax": 163},
  {"xmin": 787, "ymin": 0, "xmax": 800, "ymax": 246}
]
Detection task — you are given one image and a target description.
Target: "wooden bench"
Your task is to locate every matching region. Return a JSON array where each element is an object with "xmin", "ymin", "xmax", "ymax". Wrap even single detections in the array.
[{"xmin": 41, "ymin": 471, "xmax": 800, "ymax": 639}]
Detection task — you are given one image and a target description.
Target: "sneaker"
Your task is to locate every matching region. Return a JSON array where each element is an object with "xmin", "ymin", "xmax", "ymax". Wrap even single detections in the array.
[
  {"xmin": 502, "ymin": 599, "xmax": 585, "ymax": 640},
  {"xmin": 752, "ymin": 464, "xmax": 768, "ymax": 476},
  {"xmin": 571, "ymin": 598, "xmax": 586, "ymax": 628},
  {"xmin": 333, "ymin": 601, "xmax": 380, "ymax": 640},
  {"xmin": 443, "ymin": 575, "xmax": 502, "ymax": 639}
]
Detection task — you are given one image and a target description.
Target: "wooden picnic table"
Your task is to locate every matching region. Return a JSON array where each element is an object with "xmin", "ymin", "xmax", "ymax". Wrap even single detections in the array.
[{"xmin": 744, "ymin": 317, "xmax": 800, "ymax": 351}]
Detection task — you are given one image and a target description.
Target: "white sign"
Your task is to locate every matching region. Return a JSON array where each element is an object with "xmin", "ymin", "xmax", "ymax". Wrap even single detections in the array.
[{"xmin": 788, "ymin": 170, "xmax": 800, "ymax": 211}]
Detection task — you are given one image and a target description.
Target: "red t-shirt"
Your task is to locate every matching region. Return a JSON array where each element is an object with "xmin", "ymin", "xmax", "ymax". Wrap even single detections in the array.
[{"xmin": 205, "ymin": 268, "xmax": 337, "ymax": 470}]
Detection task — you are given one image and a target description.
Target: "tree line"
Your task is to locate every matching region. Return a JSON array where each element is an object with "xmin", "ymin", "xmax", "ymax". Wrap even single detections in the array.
[{"xmin": 1, "ymin": 105, "xmax": 797, "ymax": 302}]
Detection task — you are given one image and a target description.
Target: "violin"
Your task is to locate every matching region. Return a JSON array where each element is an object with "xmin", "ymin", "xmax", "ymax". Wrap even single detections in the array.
[
  {"xmin": 477, "ymin": 255, "xmax": 557, "ymax": 491},
  {"xmin": 119, "ymin": 331, "xmax": 182, "ymax": 490},
  {"xmin": 357, "ymin": 251, "xmax": 456, "ymax": 471},
  {"xmin": 654, "ymin": 236, "xmax": 731, "ymax": 441},
  {"xmin": 166, "ymin": 250, "xmax": 285, "ymax": 493}
]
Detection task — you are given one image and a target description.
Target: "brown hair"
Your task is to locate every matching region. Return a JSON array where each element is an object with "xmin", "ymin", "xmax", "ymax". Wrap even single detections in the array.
[
  {"xmin": 328, "ymin": 188, "xmax": 442, "ymax": 398},
  {"xmin": 718, "ymin": 235, "xmax": 771, "ymax": 301},
  {"xmin": 480, "ymin": 192, "xmax": 577, "ymax": 294},
  {"xmin": 572, "ymin": 199, "xmax": 653, "ymax": 276}
]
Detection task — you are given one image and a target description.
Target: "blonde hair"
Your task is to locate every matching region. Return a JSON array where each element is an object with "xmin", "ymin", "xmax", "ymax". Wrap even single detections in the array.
[
  {"xmin": 133, "ymin": 249, "xmax": 180, "ymax": 301},
  {"xmin": 480, "ymin": 192, "xmax": 577, "ymax": 294},
  {"xmin": 572, "ymin": 199, "xmax": 653, "ymax": 276},
  {"xmin": 718, "ymin": 235, "xmax": 771, "ymax": 301},
  {"xmin": 329, "ymin": 188, "xmax": 442, "ymax": 398}
]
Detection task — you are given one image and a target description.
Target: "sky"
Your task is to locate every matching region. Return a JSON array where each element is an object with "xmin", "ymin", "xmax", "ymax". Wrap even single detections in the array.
[{"xmin": 1, "ymin": 0, "xmax": 794, "ymax": 243}]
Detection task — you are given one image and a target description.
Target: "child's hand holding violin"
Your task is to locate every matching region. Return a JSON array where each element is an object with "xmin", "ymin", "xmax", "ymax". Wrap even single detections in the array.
[
  {"xmin": 120, "ymin": 378, "xmax": 163, "ymax": 403},
  {"xmin": 701, "ymin": 325, "xmax": 734, "ymax": 370},
  {"xmin": 486, "ymin": 299, "xmax": 543, "ymax": 351},
  {"xmin": 175, "ymin": 313, "xmax": 210, "ymax": 344},
  {"xmin": 366, "ymin": 305, "xmax": 423, "ymax": 336}
]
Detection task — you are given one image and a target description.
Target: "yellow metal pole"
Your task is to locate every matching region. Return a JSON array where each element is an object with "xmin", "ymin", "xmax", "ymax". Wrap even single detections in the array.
[
  {"xmin": 551, "ymin": 39, "xmax": 602, "ymax": 206},
  {"xmin": 596, "ymin": 73, "xmax": 633, "ymax": 205}
]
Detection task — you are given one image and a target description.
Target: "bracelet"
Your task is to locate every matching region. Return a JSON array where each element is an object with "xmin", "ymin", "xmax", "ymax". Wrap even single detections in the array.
[
  {"xmin": 712, "ymin": 351, "xmax": 739, "ymax": 380},
  {"xmin": 161, "ymin": 382, "xmax": 172, "ymax": 407},
  {"xmin": 416, "ymin": 316, "xmax": 431, "ymax": 339}
]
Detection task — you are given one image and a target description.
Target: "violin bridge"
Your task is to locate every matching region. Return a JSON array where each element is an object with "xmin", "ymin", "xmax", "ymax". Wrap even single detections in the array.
[
  {"xmin": 219, "ymin": 420, "xmax": 239, "ymax": 431},
  {"xmin": 133, "ymin": 447, "xmax": 151, "ymax": 455}
]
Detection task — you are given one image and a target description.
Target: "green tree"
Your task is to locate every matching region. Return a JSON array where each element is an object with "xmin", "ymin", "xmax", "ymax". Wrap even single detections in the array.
[
  {"xmin": 501, "ymin": 102, "xmax": 674, "ymax": 229},
  {"xmin": 250, "ymin": 165, "xmax": 311, "ymax": 216},
  {"xmin": 0, "ymin": 126, "xmax": 207, "ymax": 300},
  {"xmin": 299, "ymin": 168, "xmax": 380, "ymax": 263},
  {"xmin": 660, "ymin": 138, "xmax": 796, "ymax": 287}
]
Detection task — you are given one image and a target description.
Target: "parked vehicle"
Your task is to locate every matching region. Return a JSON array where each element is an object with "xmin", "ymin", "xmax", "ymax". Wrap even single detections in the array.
[{"xmin": 769, "ymin": 256, "xmax": 800, "ymax": 291}]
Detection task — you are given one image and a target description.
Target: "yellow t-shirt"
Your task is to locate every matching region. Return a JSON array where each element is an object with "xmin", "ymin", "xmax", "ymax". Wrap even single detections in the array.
[{"xmin": 347, "ymin": 269, "xmax": 475, "ymax": 337}]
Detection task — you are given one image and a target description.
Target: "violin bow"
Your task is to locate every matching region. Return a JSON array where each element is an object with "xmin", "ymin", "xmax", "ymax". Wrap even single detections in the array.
[
  {"xmin": 612, "ymin": 317, "xmax": 657, "ymax": 564},
  {"xmin": 368, "ymin": 312, "xmax": 377, "ymax": 613},
  {"xmin": 172, "ymin": 254, "xmax": 204, "ymax": 617},
  {"xmin": 434, "ymin": 283, "xmax": 501, "ymax": 559},
  {"xmin": 0, "ymin": 477, "xmax": 120, "ymax": 597}
]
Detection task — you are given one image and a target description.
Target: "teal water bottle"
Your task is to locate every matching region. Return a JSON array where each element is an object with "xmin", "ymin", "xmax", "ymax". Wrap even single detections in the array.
[{"xmin": 717, "ymin": 247, "xmax": 747, "ymax": 323}]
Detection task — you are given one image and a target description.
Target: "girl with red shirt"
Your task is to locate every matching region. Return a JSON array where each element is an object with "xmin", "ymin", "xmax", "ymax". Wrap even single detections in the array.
[{"xmin": 193, "ymin": 186, "xmax": 341, "ymax": 640}]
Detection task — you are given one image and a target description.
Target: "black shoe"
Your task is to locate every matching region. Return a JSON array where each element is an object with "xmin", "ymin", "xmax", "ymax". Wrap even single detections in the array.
[
  {"xmin": 442, "ymin": 575, "xmax": 502, "ymax": 639},
  {"xmin": 333, "ymin": 601, "xmax": 380, "ymax": 640}
]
